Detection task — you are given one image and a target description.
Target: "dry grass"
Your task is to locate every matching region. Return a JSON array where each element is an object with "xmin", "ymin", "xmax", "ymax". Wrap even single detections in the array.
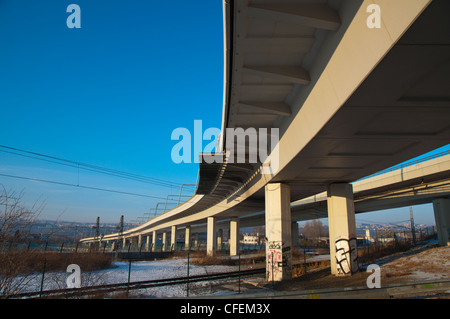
[
  {"xmin": 0, "ymin": 250, "xmax": 113, "ymax": 275},
  {"xmin": 0, "ymin": 250, "xmax": 114, "ymax": 298},
  {"xmin": 382, "ymin": 245, "xmax": 450, "ymax": 280},
  {"xmin": 177, "ymin": 250, "xmax": 267, "ymax": 266},
  {"xmin": 385, "ymin": 270, "xmax": 413, "ymax": 277},
  {"xmin": 180, "ymin": 248, "xmax": 328, "ymax": 267},
  {"xmin": 358, "ymin": 241, "xmax": 412, "ymax": 264},
  {"xmin": 292, "ymin": 260, "xmax": 330, "ymax": 278}
]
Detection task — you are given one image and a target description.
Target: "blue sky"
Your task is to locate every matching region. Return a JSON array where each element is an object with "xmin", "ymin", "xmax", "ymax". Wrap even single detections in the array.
[
  {"xmin": 0, "ymin": 0, "xmax": 223, "ymax": 223},
  {"xmin": 0, "ymin": 1, "xmax": 448, "ymax": 226}
]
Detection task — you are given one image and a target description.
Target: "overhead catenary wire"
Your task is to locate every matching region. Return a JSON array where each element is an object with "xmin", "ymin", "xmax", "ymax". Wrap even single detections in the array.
[
  {"xmin": 0, "ymin": 145, "xmax": 196, "ymax": 189},
  {"xmin": 0, "ymin": 173, "xmax": 168, "ymax": 200},
  {"xmin": 0, "ymin": 144, "xmax": 250, "ymax": 219}
]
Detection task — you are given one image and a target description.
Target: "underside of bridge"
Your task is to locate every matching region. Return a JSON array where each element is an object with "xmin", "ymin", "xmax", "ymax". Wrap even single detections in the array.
[
  {"xmin": 82, "ymin": 0, "xmax": 450, "ymax": 280},
  {"xmin": 220, "ymin": 0, "xmax": 450, "ymax": 209},
  {"xmin": 190, "ymin": 0, "xmax": 450, "ymax": 221}
]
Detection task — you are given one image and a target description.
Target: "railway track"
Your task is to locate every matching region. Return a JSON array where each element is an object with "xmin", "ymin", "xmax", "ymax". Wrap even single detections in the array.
[{"xmin": 9, "ymin": 267, "xmax": 266, "ymax": 299}]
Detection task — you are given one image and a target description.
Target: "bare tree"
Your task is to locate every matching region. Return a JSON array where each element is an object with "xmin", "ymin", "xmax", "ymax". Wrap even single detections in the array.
[
  {"xmin": 0, "ymin": 186, "xmax": 45, "ymax": 298},
  {"xmin": 302, "ymin": 220, "xmax": 328, "ymax": 241}
]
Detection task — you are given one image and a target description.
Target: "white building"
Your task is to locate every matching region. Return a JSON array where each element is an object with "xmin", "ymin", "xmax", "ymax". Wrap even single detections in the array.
[{"xmin": 240, "ymin": 234, "xmax": 261, "ymax": 245}]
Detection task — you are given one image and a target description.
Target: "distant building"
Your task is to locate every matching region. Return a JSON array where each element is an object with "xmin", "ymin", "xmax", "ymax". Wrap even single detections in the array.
[
  {"xmin": 240, "ymin": 234, "xmax": 261, "ymax": 245},
  {"xmin": 364, "ymin": 229, "xmax": 375, "ymax": 244}
]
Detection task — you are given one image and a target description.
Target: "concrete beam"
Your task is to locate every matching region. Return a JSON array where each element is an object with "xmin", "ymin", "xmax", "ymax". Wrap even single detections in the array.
[
  {"xmin": 240, "ymin": 37, "xmax": 316, "ymax": 53},
  {"xmin": 248, "ymin": 3, "xmax": 341, "ymax": 31},
  {"xmin": 265, "ymin": 183, "xmax": 292, "ymax": 281},
  {"xmin": 243, "ymin": 65, "xmax": 310, "ymax": 85},
  {"xmin": 327, "ymin": 183, "xmax": 359, "ymax": 276},
  {"xmin": 238, "ymin": 101, "xmax": 292, "ymax": 117}
]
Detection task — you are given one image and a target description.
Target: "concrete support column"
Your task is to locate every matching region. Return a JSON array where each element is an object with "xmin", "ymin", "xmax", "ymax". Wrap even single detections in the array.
[
  {"xmin": 152, "ymin": 231, "xmax": 156, "ymax": 252},
  {"xmin": 265, "ymin": 183, "xmax": 292, "ymax": 281},
  {"xmin": 432, "ymin": 198, "xmax": 450, "ymax": 246},
  {"xmin": 207, "ymin": 217, "xmax": 217, "ymax": 256},
  {"xmin": 145, "ymin": 235, "xmax": 150, "ymax": 251},
  {"xmin": 171, "ymin": 225, "xmax": 177, "ymax": 251},
  {"xmin": 292, "ymin": 222, "xmax": 299, "ymax": 248},
  {"xmin": 162, "ymin": 231, "xmax": 167, "ymax": 252},
  {"xmin": 185, "ymin": 226, "xmax": 191, "ymax": 251},
  {"xmin": 327, "ymin": 183, "xmax": 358, "ymax": 276},
  {"xmin": 138, "ymin": 234, "xmax": 142, "ymax": 250},
  {"xmin": 193, "ymin": 233, "xmax": 199, "ymax": 249},
  {"xmin": 122, "ymin": 237, "xmax": 126, "ymax": 249},
  {"xmin": 217, "ymin": 229, "xmax": 223, "ymax": 251},
  {"xmin": 229, "ymin": 218, "xmax": 240, "ymax": 256}
]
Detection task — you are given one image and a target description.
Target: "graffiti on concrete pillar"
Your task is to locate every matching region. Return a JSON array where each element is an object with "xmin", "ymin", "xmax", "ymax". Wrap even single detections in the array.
[
  {"xmin": 267, "ymin": 241, "xmax": 292, "ymax": 280},
  {"xmin": 335, "ymin": 237, "xmax": 359, "ymax": 275}
]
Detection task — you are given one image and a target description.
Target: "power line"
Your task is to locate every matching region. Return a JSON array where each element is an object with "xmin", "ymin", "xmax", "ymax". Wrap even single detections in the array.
[
  {"xmin": 0, "ymin": 144, "xmax": 196, "ymax": 189},
  {"xmin": 0, "ymin": 147, "xmax": 177, "ymax": 188},
  {"xmin": 0, "ymin": 173, "xmax": 167, "ymax": 200}
]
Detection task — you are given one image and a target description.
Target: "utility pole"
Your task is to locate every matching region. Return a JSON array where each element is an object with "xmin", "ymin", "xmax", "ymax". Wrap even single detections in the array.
[
  {"xmin": 117, "ymin": 215, "xmax": 124, "ymax": 235},
  {"xmin": 409, "ymin": 206, "xmax": 416, "ymax": 245},
  {"xmin": 93, "ymin": 216, "xmax": 100, "ymax": 238}
]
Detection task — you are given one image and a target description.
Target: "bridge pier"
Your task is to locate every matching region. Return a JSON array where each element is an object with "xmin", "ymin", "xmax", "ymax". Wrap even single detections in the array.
[
  {"xmin": 151, "ymin": 231, "xmax": 156, "ymax": 252},
  {"xmin": 217, "ymin": 228, "xmax": 223, "ymax": 251},
  {"xmin": 327, "ymin": 183, "xmax": 358, "ymax": 276},
  {"xmin": 193, "ymin": 233, "xmax": 199, "ymax": 249},
  {"xmin": 433, "ymin": 198, "xmax": 450, "ymax": 246},
  {"xmin": 207, "ymin": 217, "xmax": 217, "ymax": 256},
  {"xmin": 162, "ymin": 231, "xmax": 168, "ymax": 252},
  {"xmin": 185, "ymin": 226, "xmax": 191, "ymax": 251},
  {"xmin": 229, "ymin": 217, "xmax": 240, "ymax": 256},
  {"xmin": 145, "ymin": 235, "xmax": 150, "ymax": 251},
  {"xmin": 171, "ymin": 225, "xmax": 177, "ymax": 251},
  {"xmin": 265, "ymin": 183, "xmax": 292, "ymax": 281}
]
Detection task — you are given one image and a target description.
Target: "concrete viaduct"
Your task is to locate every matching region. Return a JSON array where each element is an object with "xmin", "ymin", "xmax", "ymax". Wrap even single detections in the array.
[{"xmin": 81, "ymin": 0, "xmax": 450, "ymax": 281}]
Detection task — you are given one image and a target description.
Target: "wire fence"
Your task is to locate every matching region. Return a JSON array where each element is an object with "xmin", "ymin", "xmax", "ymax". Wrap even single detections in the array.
[
  {"xmin": 1, "ymin": 225, "xmax": 436, "ymax": 254},
  {"xmin": 0, "ymin": 240, "xmax": 270, "ymax": 255},
  {"xmin": 0, "ymin": 226, "xmax": 439, "ymax": 299}
]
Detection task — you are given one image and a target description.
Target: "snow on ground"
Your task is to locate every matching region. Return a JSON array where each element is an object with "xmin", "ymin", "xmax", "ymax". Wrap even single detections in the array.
[
  {"xmin": 16, "ymin": 258, "xmax": 240, "ymax": 298},
  {"xmin": 96, "ymin": 258, "xmax": 239, "ymax": 297},
  {"xmin": 14, "ymin": 241, "xmax": 449, "ymax": 297},
  {"xmin": 380, "ymin": 243, "xmax": 450, "ymax": 281}
]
